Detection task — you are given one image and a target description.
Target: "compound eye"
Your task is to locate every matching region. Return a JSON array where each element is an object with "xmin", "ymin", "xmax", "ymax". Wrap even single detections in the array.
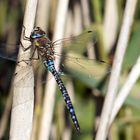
[
  {"xmin": 30, "ymin": 27, "xmax": 46, "ymax": 39},
  {"xmin": 32, "ymin": 33, "xmax": 42, "ymax": 38}
]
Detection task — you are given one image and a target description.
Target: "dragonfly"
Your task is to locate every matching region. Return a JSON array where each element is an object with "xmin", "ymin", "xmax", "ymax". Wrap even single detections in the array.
[
  {"xmin": 23, "ymin": 26, "xmax": 81, "ymax": 131},
  {"xmin": 0, "ymin": 26, "xmax": 110, "ymax": 132}
]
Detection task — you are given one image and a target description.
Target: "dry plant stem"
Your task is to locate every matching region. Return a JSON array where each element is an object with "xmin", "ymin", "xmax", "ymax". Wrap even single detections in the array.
[
  {"xmin": 73, "ymin": 2, "xmax": 82, "ymax": 34},
  {"xmin": 31, "ymin": 1, "xmax": 51, "ymax": 140},
  {"xmin": 109, "ymin": 56, "xmax": 140, "ymax": 125},
  {"xmin": 62, "ymin": 127, "xmax": 72, "ymax": 140},
  {"xmin": 36, "ymin": 0, "xmax": 51, "ymax": 29},
  {"xmin": 9, "ymin": 0, "xmax": 38, "ymax": 140},
  {"xmin": 65, "ymin": 10, "xmax": 73, "ymax": 36},
  {"xmin": 95, "ymin": 0, "xmax": 137, "ymax": 140},
  {"xmin": 31, "ymin": 68, "xmax": 43, "ymax": 140},
  {"xmin": 38, "ymin": 0, "xmax": 69, "ymax": 140},
  {"xmin": 103, "ymin": 0, "xmax": 118, "ymax": 51},
  {"xmin": 81, "ymin": 0, "xmax": 91, "ymax": 26}
]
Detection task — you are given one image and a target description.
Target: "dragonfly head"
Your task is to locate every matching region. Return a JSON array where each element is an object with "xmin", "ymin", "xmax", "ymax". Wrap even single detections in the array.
[{"xmin": 30, "ymin": 27, "xmax": 46, "ymax": 40}]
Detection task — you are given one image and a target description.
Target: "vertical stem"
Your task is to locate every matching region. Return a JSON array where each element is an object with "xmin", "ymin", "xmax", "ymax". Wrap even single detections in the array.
[
  {"xmin": 92, "ymin": 0, "xmax": 102, "ymax": 23},
  {"xmin": 9, "ymin": 0, "xmax": 38, "ymax": 140},
  {"xmin": 95, "ymin": 0, "xmax": 137, "ymax": 140},
  {"xmin": 38, "ymin": 0, "xmax": 69, "ymax": 140},
  {"xmin": 31, "ymin": 1, "xmax": 51, "ymax": 139},
  {"xmin": 109, "ymin": 56, "xmax": 140, "ymax": 125},
  {"xmin": 36, "ymin": 0, "xmax": 51, "ymax": 29},
  {"xmin": 103, "ymin": 0, "xmax": 118, "ymax": 51}
]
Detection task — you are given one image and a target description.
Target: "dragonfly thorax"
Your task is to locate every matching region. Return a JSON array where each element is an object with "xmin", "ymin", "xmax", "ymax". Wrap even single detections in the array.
[{"xmin": 33, "ymin": 37, "xmax": 55, "ymax": 61}]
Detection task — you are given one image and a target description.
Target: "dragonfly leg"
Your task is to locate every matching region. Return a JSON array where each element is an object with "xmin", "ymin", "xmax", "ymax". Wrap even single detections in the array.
[
  {"xmin": 22, "ymin": 25, "xmax": 30, "ymax": 41},
  {"xmin": 17, "ymin": 48, "xmax": 39, "ymax": 64},
  {"xmin": 30, "ymin": 48, "xmax": 40, "ymax": 60},
  {"xmin": 15, "ymin": 42, "xmax": 32, "ymax": 64},
  {"xmin": 17, "ymin": 59, "xmax": 31, "ymax": 65},
  {"xmin": 20, "ymin": 26, "xmax": 33, "ymax": 51},
  {"xmin": 20, "ymin": 41, "xmax": 32, "ymax": 51}
]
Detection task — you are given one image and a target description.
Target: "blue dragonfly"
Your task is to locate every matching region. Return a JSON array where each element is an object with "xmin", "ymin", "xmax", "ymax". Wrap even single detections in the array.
[{"xmin": 0, "ymin": 26, "xmax": 110, "ymax": 132}]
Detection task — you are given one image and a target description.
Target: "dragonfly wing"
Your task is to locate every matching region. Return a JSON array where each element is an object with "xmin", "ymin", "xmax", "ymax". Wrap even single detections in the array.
[
  {"xmin": 58, "ymin": 52, "xmax": 111, "ymax": 88},
  {"xmin": 53, "ymin": 29, "xmax": 97, "ymax": 54},
  {"xmin": 14, "ymin": 64, "xmax": 34, "ymax": 87},
  {"xmin": 13, "ymin": 60, "xmax": 56, "ymax": 87},
  {"xmin": 0, "ymin": 43, "xmax": 19, "ymax": 62}
]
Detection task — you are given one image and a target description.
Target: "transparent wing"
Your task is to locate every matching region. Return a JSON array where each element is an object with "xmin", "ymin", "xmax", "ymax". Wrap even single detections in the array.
[
  {"xmin": 54, "ymin": 52, "xmax": 111, "ymax": 88},
  {"xmin": 53, "ymin": 29, "xmax": 97, "ymax": 54},
  {"xmin": 14, "ymin": 64, "xmax": 34, "ymax": 87},
  {"xmin": 0, "ymin": 43, "xmax": 19, "ymax": 62},
  {"xmin": 53, "ymin": 29, "xmax": 111, "ymax": 87}
]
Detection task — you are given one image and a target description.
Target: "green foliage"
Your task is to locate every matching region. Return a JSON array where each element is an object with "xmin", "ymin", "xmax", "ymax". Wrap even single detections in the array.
[
  {"xmin": 123, "ymin": 25, "xmax": 140, "ymax": 70},
  {"xmin": 0, "ymin": 1, "xmax": 7, "ymax": 35}
]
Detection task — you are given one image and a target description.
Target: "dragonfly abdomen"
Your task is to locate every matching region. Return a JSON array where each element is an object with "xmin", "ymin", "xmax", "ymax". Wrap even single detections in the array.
[{"xmin": 43, "ymin": 60, "xmax": 80, "ymax": 132}]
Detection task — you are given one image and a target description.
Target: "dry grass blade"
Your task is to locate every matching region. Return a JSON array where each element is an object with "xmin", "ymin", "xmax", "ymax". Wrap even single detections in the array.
[
  {"xmin": 95, "ymin": 0, "xmax": 138, "ymax": 140},
  {"xmin": 9, "ymin": 0, "xmax": 38, "ymax": 140},
  {"xmin": 109, "ymin": 56, "xmax": 140, "ymax": 125},
  {"xmin": 38, "ymin": 0, "xmax": 69, "ymax": 140}
]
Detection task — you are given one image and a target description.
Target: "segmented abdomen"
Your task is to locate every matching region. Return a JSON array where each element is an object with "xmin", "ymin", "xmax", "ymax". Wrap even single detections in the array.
[{"xmin": 44, "ymin": 60, "xmax": 80, "ymax": 132}]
